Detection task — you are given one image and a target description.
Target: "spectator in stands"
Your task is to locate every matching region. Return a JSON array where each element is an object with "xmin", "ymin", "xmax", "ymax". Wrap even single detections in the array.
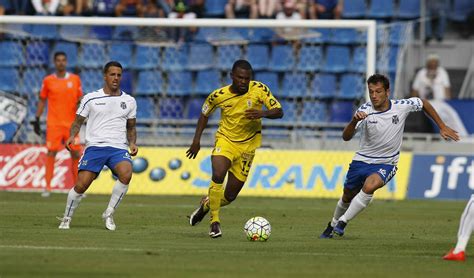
[
  {"xmin": 75, "ymin": 0, "xmax": 92, "ymax": 15},
  {"xmin": 225, "ymin": 0, "xmax": 258, "ymax": 19},
  {"xmin": 411, "ymin": 54, "xmax": 451, "ymax": 100},
  {"xmin": 425, "ymin": 0, "xmax": 449, "ymax": 43},
  {"xmin": 115, "ymin": 0, "xmax": 144, "ymax": 17},
  {"xmin": 168, "ymin": 0, "xmax": 198, "ymax": 42},
  {"xmin": 275, "ymin": 1, "xmax": 303, "ymax": 40},
  {"xmin": 12, "ymin": 0, "xmax": 31, "ymax": 15},
  {"xmin": 0, "ymin": 0, "xmax": 11, "ymax": 15},
  {"xmin": 93, "ymin": 0, "xmax": 118, "ymax": 16},
  {"xmin": 257, "ymin": 0, "xmax": 281, "ymax": 19},
  {"xmin": 58, "ymin": 0, "xmax": 75, "ymax": 15},
  {"xmin": 155, "ymin": 0, "xmax": 171, "ymax": 16},
  {"xmin": 32, "ymin": 0, "xmax": 60, "ymax": 15},
  {"xmin": 142, "ymin": 0, "xmax": 162, "ymax": 17},
  {"xmin": 309, "ymin": 0, "xmax": 342, "ymax": 19}
]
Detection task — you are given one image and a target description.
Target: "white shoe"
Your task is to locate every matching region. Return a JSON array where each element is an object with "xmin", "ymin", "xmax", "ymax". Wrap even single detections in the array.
[
  {"xmin": 57, "ymin": 216, "xmax": 71, "ymax": 229},
  {"xmin": 41, "ymin": 191, "xmax": 51, "ymax": 198},
  {"xmin": 102, "ymin": 209, "xmax": 116, "ymax": 231}
]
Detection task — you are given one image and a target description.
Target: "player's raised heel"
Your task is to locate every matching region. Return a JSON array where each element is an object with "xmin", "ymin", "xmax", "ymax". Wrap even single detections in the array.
[
  {"xmin": 319, "ymin": 222, "xmax": 334, "ymax": 239},
  {"xmin": 443, "ymin": 249, "xmax": 465, "ymax": 262},
  {"xmin": 57, "ymin": 216, "xmax": 71, "ymax": 229},
  {"xmin": 209, "ymin": 222, "xmax": 222, "ymax": 238},
  {"xmin": 102, "ymin": 209, "xmax": 116, "ymax": 231},
  {"xmin": 333, "ymin": 220, "xmax": 347, "ymax": 237},
  {"xmin": 189, "ymin": 196, "xmax": 209, "ymax": 226}
]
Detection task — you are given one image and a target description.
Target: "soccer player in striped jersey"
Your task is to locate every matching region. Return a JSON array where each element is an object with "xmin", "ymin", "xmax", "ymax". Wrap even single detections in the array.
[{"xmin": 319, "ymin": 74, "xmax": 459, "ymax": 238}]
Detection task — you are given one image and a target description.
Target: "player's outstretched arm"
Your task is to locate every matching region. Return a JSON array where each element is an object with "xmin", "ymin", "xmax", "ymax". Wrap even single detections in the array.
[
  {"xmin": 127, "ymin": 118, "xmax": 138, "ymax": 156},
  {"xmin": 421, "ymin": 99, "xmax": 460, "ymax": 141},
  {"xmin": 245, "ymin": 108, "xmax": 283, "ymax": 120},
  {"xmin": 65, "ymin": 115, "xmax": 86, "ymax": 151},
  {"xmin": 342, "ymin": 111, "xmax": 367, "ymax": 141},
  {"xmin": 186, "ymin": 114, "xmax": 209, "ymax": 159}
]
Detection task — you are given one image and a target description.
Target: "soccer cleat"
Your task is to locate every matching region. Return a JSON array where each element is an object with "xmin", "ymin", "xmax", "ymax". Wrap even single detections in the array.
[
  {"xmin": 443, "ymin": 249, "xmax": 465, "ymax": 262},
  {"xmin": 102, "ymin": 209, "xmax": 116, "ymax": 231},
  {"xmin": 209, "ymin": 222, "xmax": 222, "ymax": 238},
  {"xmin": 319, "ymin": 222, "xmax": 334, "ymax": 239},
  {"xmin": 333, "ymin": 220, "xmax": 347, "ymax": 237},
  {"xmin": 57, "ymin": 216, "xmax": 71, "ymax": 229},
  {"xmin": 41, "ymin": 191, "xmax": 51, "ymax": 198},
  {"xmin": 189, "ymin": 196, "xmax": 210, "ymax": 226}
]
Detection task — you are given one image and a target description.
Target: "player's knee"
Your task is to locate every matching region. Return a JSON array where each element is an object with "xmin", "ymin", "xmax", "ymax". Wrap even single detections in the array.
[
  {"xmin": 118, "ymin": 173, "xmax": 132, "ymax": 185},
  {"xmin": 224, "ymin": 192, "xmax": 237, "ymax": 203},
  {"xmin": 211, "ymin": 173, "xmax": 226, "ymax": 184}
]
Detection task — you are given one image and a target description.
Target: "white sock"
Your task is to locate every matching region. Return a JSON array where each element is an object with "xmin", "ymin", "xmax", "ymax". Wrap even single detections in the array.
[
  {"xmin": 454, "ymin": 196, "xmax": 474, "ymax": 254},
  {"xmin": 331, "ymin": 198, "xmax": 350, "ymax": 227},
  {"xmin": 63, "ymin": 188, "xmax": 83, "ymax": 218},
  {"xmin": 339, "ymin": 191, "xmax": 373, "ymax": 223},
  {"xmin": 106, "ymin": 180, "xmax": 129, "ymax": 213}
]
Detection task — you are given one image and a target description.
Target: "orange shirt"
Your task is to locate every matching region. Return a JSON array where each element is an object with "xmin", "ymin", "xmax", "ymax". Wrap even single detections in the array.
[{"xmin": 40, "ymin": 72, "xmax": 83, "ymax": 128}]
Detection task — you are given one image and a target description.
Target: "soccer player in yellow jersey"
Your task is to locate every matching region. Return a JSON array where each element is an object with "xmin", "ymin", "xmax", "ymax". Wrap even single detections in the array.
[{"xmin": 186, "ymin": 60, "xmax": 283, "ymax": 238}]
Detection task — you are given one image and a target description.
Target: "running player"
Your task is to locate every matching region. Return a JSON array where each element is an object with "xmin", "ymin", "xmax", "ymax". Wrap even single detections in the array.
[
  {"xmin": 319, "ymin": 74, "xmax": 459, "ymax": 238},
  {"xmin": 187, "ymin": 59, "xmax": 283, "ymax": 238},
  {"xmin": 57, "ymin": 61, "xmax": 138, "ymax": 230}
]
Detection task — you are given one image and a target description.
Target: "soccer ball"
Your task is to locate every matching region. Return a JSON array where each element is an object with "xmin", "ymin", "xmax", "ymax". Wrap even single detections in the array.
[{"xmin": 244, "ymin": 216, "xmax": 271, "ymax": 242}]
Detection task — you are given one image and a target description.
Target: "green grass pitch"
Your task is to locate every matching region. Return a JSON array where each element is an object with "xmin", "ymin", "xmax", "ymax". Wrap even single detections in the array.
[{"xmin": 0, "ymin": 191, "xmax": 472, "ymax": 277}]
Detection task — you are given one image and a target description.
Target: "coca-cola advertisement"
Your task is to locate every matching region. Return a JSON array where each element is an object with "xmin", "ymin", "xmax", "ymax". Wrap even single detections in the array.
[{"xmin": 0, "ymin": 144, "xmax": 74, "ymax": 191}]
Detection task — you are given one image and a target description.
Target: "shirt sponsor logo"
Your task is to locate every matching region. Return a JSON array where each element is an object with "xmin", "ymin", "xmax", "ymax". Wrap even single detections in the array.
[{"xmin": 95, "ymin": 102, "xmax": 106, "ymax": 105}]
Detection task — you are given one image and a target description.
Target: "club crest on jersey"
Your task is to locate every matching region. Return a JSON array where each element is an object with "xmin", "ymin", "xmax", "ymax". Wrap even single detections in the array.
[
  {"xmin": 67, "ymin": 81, "xmax": 73, "ymax": 88},
  {"xmin": 247, "ymin": 99, "xmax": 252, "ymax": 108},
  {"xmin": 120, "ymin": 102, "xmax": 127, "ymax": 110},
  {"xmin": 392, "ymin": 115, "xmax": 399, "ymax": 124}
]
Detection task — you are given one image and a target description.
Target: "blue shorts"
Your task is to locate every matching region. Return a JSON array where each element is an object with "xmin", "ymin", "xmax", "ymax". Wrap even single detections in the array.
[
  {"xmin": 344, "ymin": 160, "xmax": 397, "ymax": 191},
  {"xmin": 79, "ymin": 146, "xmax": 132, "ymax": 174}
]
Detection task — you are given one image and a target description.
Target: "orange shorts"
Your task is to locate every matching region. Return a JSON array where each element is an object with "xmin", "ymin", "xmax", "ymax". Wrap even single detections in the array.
[{"xmin": 46, "ymin": 126, "xmax": 81, "ymax": 152}]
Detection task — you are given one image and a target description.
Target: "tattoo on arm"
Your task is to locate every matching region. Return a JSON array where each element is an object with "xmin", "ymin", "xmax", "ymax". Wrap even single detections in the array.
[
  {"xmin": 126, "ymin": 118, "xmax": 137, "ymax": 145},
  {"xmin": 70, "ymin": 115, "xmax": 86, "ymax": 137}
]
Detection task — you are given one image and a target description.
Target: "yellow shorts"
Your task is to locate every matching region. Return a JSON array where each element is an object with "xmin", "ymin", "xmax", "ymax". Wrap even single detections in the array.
[{"xmin": 212, "ymin": 135, "xmax": 258, "ymax": 182}]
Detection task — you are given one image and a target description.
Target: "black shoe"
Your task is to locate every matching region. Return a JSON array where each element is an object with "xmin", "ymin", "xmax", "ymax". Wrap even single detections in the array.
[
  {"xmin": 319, "ymin": 222, "xmax": 334, "ymax": 239},
  {"xmin": 209, "ymin": 222, "xmax": 222, "ymax": 238},
  {"xmin": 333, "ymin": 220, "xmax": 347, "ymax": 237},
  {"xmin": 189, "ymin": 196, "xmax": 209, "ymax": 226}
]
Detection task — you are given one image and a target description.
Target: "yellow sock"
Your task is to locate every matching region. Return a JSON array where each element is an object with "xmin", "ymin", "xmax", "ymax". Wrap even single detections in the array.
[
  {"xmin": 209, "ymin": 180, "xmax": 223, "ymax": 223},
  {"xmin": 204, "ymin": 195, "xmax": 230, "ymax": 210}
]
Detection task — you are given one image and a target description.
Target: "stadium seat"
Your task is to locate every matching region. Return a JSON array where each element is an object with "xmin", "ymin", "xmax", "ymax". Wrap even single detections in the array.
[
  {"xmin": 0, "ymin": 68, "xmax": 20, "ymax": 92},
  {"xmin": 112, "ymin": 25, "xmax": 139, "ymax": 41},
  {"xmin": 51, "ymin": 42, "xmax": 78, "ymax": 68},
  {"xmin": 330, "ymin": 101, "xmax": 354, "ymax": 123},
  {"xmin": 342, "ymin": 0, "xmax": 366, "ymax": 18},
  {"xmin": 281, "ymin": 73, "xmax": 308, "ymax": 98},
  {"xmin": 80, "ymin": 69, "xmax": 103, "ymax": 93},
  {"xmin": 322, "ymin": 46, "xmax": 350, "ymax": 73},
  {"xmin": 120, "ymin": 70, "xmax": 133, "ymax": 94},
  {"xmin": 397, "ymin": 0, "xmax": 420, "ymax": 19},
  {"xmin": 109, "ymin": 42, "xmax": 133, "ymax": 68},
  {"xmin": 377, "ymin": 46, "xmax": 399, "ymax": 73},
  {"xmin": 350, "ymin": 46, "xmax": 367, "ymax": 73},
  {"xmin": 223, "ymin": 27, "xmax": 250, "ymax": 41},
  {"xmin": 204, "ymin": 0, "xmax": 227, "ymax": 17},
  {"xmin": 450, "ymin": 0, "xmax": 474, "ymax": 22},
  {"xmin": 0, "ymin": 41, "xmax": 24, "ymax": 67},
  {"xmin": 30, "ymin": 24, "xmax": 58, "ymax": 40},
  {"xmin": 80, "ymin": 42, "xmax": 108, "ymax": 68},
  {"xmin": 59, "ymin": 25, "xmax": 88, "ymax": 40},
  {"xmin": 162, "ymin": 46, "xmax": 187, "ymax": 71},
  {"xmin": 296, "ymin": 45, "xmax": 322, "ymax": 72},
  {"xmin": 194, "ymin": 27, "xmax": 223, "ymax": 42},
  {"xmin": 159, "ymin": 97, "xmax": 184, "ymax": 119},
  {"xmin": 195, "ymin": 70, "xmax": 221, "ymax": 95},
  {"xmin": 367, "ymin": 0, "xmax": 394, "ymax": 19},
  {"xmin": 136, "ymin": 70, "xmax": 163, "ymax": 95},
  {"xmin": 311, "ymin": 73, "xmax": 337, "ymax": 99},
  {"xmin": 135, "ymin": 97, "xmax": 156, "ymax": 119},
  {"xmin": 217, "ymin": 44, "xmax": 243, "ymax": 71},
  {"xmin": 389, "ymin": 23, "xmax": 407, "ymax": 45},
  {"xmin": 277, "ymin": 100, "xmax": 298, "ymax": 122},
  {"xmin": 301, "ymin": 101, "xmax": 327, "ymax": 123},
  {"xmin": 187, "ymin": 43, "xmax": 214, "ymax": 70},
  {"xmin": 4, "ymin": 24, "xmax": 28, "ymax": 39},
  {"xmin": 20, "ymin": 68, "xmax": 47, "ymax": 96},
  {"xmin": 329, "ymin": 29, "xmax": 359, "ymax": 44},
  {"xmin": 254, "ymin": 72, "xmax": 279, "ymax": 96},
  {"xmin": 339, "ymin": 74, "xmax": 365, "ymax": 99},
  {"xmin": 26, "ymin": 41, "xmax": 49, "ymax": 66},
  {"xmin": 247, "ymin": 44, "xmax": 269, "ymax": 71},
  {"xmin": 90, "ymin": 26, "xmax": 114, "ymax": 40},
  {"xmin": 185, "ymin": 97, "xmax": 205, "ymax": 119},
  {"xmin": 132, "ymin": 44, "xmax": 160, "ymax": 70},
  {"xmin": 388, "ymin": 47, "xmax": 399, "ymax": 73},
  {"xmin": 268, "ymin": 45, "xmax": 294, "ymax": 72},
  {"xmin": 248, "ymin": 28, "xmax": 275, "ymax": 43},
  {"xmin": 302, "ymin": 28, "xmax": 331, "ymax": 43},
  {"xmin": 166, "ymin": 71, "xmax": 193, "ymax": 96}
]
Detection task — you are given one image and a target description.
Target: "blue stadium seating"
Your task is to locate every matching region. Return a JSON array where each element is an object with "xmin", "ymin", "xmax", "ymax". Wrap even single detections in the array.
[
  {"xmin": 302, "ymin": 28, "xmax": 331, "ymax": 43},
  {"xmin": 120, "ymin": 70, "xmax": 133, "ymax": 94},
  {"xmin": 136, "ymin": 70, "xmax": 163, "ymax": 95},
  {"xmin": 80, "ymin": 69, "xmax": 103, "ymax": 93},
  {"xmin": 350, "ymin": 46, "xmax": 366, "ymax": 73},
  {"xmin": 322, "ymin": 46, "xmax": 350, "ymax": 73},
  {"xmin": 187, "ymin": 43, "xmax": 214, "ymax": 70},
  {"xmin": 185, "ymin": 97, "xmax": 205, "ymax": 119},
  {"xmin": 247, "ymin": 44, "xmax": 269, "ymax": 71},
  {"xmin": 224, "ymin": 28, "xmax": 250, "ymax": 41},
  {"xmin": 254, "ymin": 72, "xmax": 279, "ymax": 96},
  {"xmin": 204, "ymin": 0, "xmax": 227, "ymax": 17},
  {"xmin": 342, "ymin": 0, "xmax": 366, "ymax": 18},
  {"xmin": 135, "ymin": 97, "xmax": 156, "ymax": 119},
  {"xmin": 281, "ymin": 73, "xmax": 308, "ymax": 98},
  {"xmin": 301, "ymin": 101, "xmax": 327, "ymax": 123},
  {"xmin": 329, "ymin": 29, "xmax": 359, "ymax": 44},
  {"xmin": 398, "ymin": 0, "xmax": 420, "ymax": 19},
  {"xmin": 450, "ymin": 0, "xmax": 474, "ymax": 21},
  {"xmin": 0, "ymin": 68, "xmax": 20, "ymax": 92},
  {"xmin": 311, "ymin": 73, "xmax": 337, "ymax": 99},
  {"xmin": 51, "ymin": 42, "xmax": 78, "ymax": 68},
  {"xmin": 296, "ymin": 45, "xmax": 322, "ymax": 72},
  {"xmin": 368, "ymin": 0, "xmax": 394, "ymax": 19},
  {"xmin": 195, "ymin": 70, "xmax": 221, "ymax": 95},
  {"xmin": 159, "ymin": 97, "xmax": 184, "ymax": 119},
  {"xmin": 268, "ymin": 45, "xmax": 294, "ymax": 72},
  {"xmin": 162, "ymin": 46, "xmax": 187, "ymax": 71},
  {"xmin": 30, "ymin": 24, "xmax": 58, "ymax": 40},
  {"xmin": 4, "ymin": 24, "xmax": 28, "ymax": 39},
  {"xmin": 80, "ymin": 42, "xmax": 108, "ymax": 68},
  {"xmin": 194, "ymin": 27, "xmax": 223, "ymax": 42},
  {"xmin": 217, "ymin": 44, "xmax": 243, "ymax": 71},
  {"xmin": 26, "ymin": 41, "xmax": 49, "ymax": 66},
  {"xmin": 109, "ymin": 42, "xmax": 133, "ymax": 68},
  {"xmin": 113, "ymin": 25, "xmax": 139, "ymax": 41},
  {"xmin": 330, "ymin": 101, "xmax": 354, "ymax": 123},
  {"xmin": 0, "ymin": 41, "xmax": 24, "ymax": 67},
  {"xmin": 389, "ymin": 23, "xmax": 405, "ymax": 45},
  {"xmin": 90, "ymin": 26, "xmax": 114, "ymax": 40},
  {"xmin": 132, "ymin": 44, "xmax": 160, "ymax": 70},
  {"xmin": 167, "ymin": 71, "xmax": 193, "ymax": 96},
  {"xmin": 59, "ymin": 25, "xmax": 88, "ymax": 39},
  {"xmin": 339, "ymin": 74, "xmax": 365, "ymax": 99},
  {"xmin": 248, "ymin": 28, "xmax": 275, "ymax": 43},
  {"xmin": 20, "ymin": 68, "xmax": 47, "ymax": 96},
  {"xmin": 277, "ymin": 100, "xmax": 297, "ymax": 122},
  {"xmin": 388, "ymin": 46, "xmax": 398, "ymax": 73}
]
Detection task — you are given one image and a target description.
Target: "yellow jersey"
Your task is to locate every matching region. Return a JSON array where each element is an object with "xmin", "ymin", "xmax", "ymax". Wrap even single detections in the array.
[{"xmin": 201, "ymin": 81, "xmax": 282, "ymax": 147}]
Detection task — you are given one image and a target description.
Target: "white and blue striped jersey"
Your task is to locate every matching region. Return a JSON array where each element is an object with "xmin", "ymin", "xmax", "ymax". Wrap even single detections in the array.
[
  {"xmin": 352, "ymin": 97, "xmax": 423, "ymax": 165},
  {"xmin": 77, "ymin": 89, "xmax": 137, "ymax": 150}
]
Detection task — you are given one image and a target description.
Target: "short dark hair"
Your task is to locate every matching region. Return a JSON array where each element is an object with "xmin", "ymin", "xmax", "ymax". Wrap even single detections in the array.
[
  {"xmin": 232, "ymin": 59, "xmax": 253, "ymax": 73},
  {"xmin": 103, "ymin": 61, "xmax": 123, "ymax": 74},
  {"xmin": 367, "ymin": 74, "xmax": 390, "ymax": 90},
  {"xmin": 54, "ymin": 51, "xmax": 67, "ymax": 60}
]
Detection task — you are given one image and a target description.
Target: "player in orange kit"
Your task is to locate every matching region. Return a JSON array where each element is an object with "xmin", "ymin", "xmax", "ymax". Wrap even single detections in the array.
[{"xmin": 34, "ymin": 51, "xmax": 83, "ymax": 197}]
